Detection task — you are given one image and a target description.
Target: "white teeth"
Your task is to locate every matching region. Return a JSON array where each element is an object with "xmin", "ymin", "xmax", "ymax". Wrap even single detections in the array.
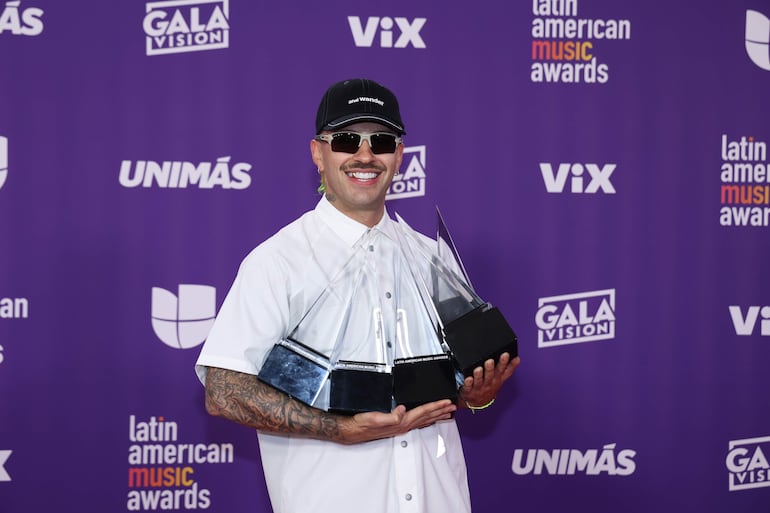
[{"xmin": 347, "ymin": 172, "xmax": 377, "ymax": 179}]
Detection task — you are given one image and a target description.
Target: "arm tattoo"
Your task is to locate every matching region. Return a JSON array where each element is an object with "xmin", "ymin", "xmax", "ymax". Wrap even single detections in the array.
[{"xmin": 205, "ymin": 367, "xmax": 345, "ymax": 442}]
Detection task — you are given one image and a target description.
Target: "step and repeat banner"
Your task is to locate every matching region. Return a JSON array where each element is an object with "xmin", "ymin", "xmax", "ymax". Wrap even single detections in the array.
[{"xmin": 1, "ymin": 1, "xmax": 769, "ymax": 511}]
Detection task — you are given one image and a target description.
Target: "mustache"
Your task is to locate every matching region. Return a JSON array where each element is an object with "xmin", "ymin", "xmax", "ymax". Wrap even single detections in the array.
[{"xmin": 340, "ymin": 161, "xmax": 387, "ymax": 172}]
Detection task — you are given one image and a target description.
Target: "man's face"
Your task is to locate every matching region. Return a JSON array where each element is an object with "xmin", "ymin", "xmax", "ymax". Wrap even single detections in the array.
[{"xmin": 311, "ymin": 121, "xmax": 404, "ymax": 226}]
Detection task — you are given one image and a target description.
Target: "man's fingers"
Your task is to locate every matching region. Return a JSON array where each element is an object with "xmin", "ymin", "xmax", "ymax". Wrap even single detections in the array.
[
  {"xmin": 503, "ymin": 356, "xmax": 520, "ymax": 379},
  {"xmin": 402, "ymin": 400, "xmax": 456, "ymax": 426}
]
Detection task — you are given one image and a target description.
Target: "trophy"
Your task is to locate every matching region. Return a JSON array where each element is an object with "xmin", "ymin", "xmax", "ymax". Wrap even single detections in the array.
[
  {"xmin": 258, "ymin": 246, "xmax": 365, "ymax": 410},
  {"xmin": 391, "ymin": 223, "xmax": 460, "ymax": 410},
  {"xmin": 257, "ymin": 336, "xmax": 330, "ymax": 408},
  {"xmin": 394, "ymin": 210, "xmax": 518, "ymax": 376},
  {"xmin": 328, "ymin": 233, "xmax": 394, "ymax": 415}
]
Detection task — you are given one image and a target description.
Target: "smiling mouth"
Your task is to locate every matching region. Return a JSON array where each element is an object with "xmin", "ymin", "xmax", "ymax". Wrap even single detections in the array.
[{"xmin": 346, "ymin": 171, "xmax": 379, "ymax": 180}]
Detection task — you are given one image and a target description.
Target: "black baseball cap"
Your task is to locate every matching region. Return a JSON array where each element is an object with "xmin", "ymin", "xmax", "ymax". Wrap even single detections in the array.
[{"xmin": 315, "ymin": 78, "xmax": 405, "ymax": 135}]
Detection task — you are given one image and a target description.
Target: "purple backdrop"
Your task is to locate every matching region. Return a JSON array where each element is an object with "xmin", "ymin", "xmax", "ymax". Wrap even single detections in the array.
[{"xmin": 2, "ymin": 1, "xmax": 770, "ymax": 511}]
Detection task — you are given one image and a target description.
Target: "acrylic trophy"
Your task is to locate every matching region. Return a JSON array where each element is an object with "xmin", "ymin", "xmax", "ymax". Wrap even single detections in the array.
[
  {"xmin": 391, "ymin": 224, "xmax": 459, "ymax": 409},
  {"xmin": 257, "ymin": 246, "xmax": 364, "ymax": 409},
  {"xmin": 328, "ymin": 233, "xmax": 393, "ymax": 415},
  {"xmin": 394, "ymin": 211, "xmax": 518, "ymax": 376},
  {"xmin": 257, "ymin": 334, "xmax": 330, "ymax": 408}
]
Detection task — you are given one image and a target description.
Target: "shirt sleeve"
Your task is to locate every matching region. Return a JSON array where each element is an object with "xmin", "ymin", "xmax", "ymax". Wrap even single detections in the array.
[{"xmin": 195, "ymin": 246, "xmax": 291, "ymax": 384}]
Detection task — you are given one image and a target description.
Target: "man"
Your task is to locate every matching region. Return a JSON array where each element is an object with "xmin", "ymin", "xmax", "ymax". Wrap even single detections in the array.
[{"xmin": 195, "ymin": 78, "xmax": 520, "ymax": 513}]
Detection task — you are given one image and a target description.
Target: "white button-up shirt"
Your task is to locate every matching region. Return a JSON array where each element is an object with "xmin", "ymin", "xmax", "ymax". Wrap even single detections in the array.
[{"xmin": 196, "ymin": 196, "xmax": 471, "ymax": 513}]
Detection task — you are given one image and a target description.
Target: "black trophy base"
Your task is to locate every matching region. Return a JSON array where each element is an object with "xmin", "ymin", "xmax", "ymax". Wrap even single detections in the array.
[
  {"xmin": 393, "ymin": 354, "xmax": 458, "ymax": 410},
  {"xmin": 444, "ymin": 305, "xmax": 518, "ymax": 376},
  {"xmin": 257, "ymin": 340, "xmax": 329, "ymax": 407},
  {"xmin": 329, "ymin": 363, "xmax": 393, "ymax": 415}
]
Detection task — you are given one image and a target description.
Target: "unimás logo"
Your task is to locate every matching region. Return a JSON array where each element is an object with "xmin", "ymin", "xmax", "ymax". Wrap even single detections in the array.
[
  {"xmin": 0, "ymin": 1, "xmax": 43, "ymax": 36},
  {"xmin": 0, "ymin": 450, "xmax": 11, "ymax": 481},
  {"xmin": 119, "ymin": 156, "xmax": 252, "ymax": 189},
  {"xmin": 348, "ymin": 16, "xmax": 426, "ymax": 48},
  {"xmin": 536, "ymin": 288, "xmax": 616, "ymax": 348},
  {"xmin": 144, "ymin": 0, "xmax": 229, "ymax": 56},
  {"xmin": 386, "ymin": 145, "xmax": 426, "ymax": 200},
  {"xmin": 0, "ymin": 136, "xmax": 7, "ymax": 189},
  {"xmin": 540, "ymin": 162, "xmax": 617, "ymax": 194},
  {"xmin": 746, "ymin": 10, "xmax": 770, "ymax": 71},
  {"xmin": 719, "ymin": 134, "xmax": 770, "ymax": 227},
  {"xmin": 530, "ymin": 0, "xmax": 631, "ymax": 84},
  {"xmin": 151, "ymin": 285, "xmax": 215, "ymax": 349},
  {"xmin": 727, "ymin": 435, "xmax": 770, "ymax": 491},
  {"xmin": 513, "ymin": 443, "xmax": 636, "ymax": 476},
  {"xmin": 729, "ymin": 305, "xmax": 770, "ymax": 336}
]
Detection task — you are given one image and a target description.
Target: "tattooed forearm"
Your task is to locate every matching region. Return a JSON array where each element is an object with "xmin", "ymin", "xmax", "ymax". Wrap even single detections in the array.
[{"xmin": 204, "ymin": 367, "xmax": 348, "ymax": 443}]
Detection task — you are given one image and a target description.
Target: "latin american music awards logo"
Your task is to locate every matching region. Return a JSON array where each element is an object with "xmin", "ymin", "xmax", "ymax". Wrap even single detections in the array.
[{"xmin": 529, "ymin": 0, "xmax": 632, "ymax": 84}]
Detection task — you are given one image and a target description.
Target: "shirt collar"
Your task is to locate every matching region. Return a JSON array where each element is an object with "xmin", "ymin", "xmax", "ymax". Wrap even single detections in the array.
[{"xmin": 315, "ymin": 195, "xmax": 394, "ymax": 247}]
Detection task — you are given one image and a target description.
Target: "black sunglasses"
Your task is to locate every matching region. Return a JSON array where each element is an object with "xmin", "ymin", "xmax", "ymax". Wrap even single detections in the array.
[{"xmin": 315, "ymin": 132, "xmax": 402, "ymax": 155}]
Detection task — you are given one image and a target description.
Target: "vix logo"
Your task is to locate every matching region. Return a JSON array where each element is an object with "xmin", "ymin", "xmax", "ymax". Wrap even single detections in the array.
[
  {"xmin": 387, "ymin": 145, "xmax": 426, "ymax": 200},
  {"xmin": 151, "ymin": 284, "xmax": 216, "ymax": 349},
  {"xmin": 0, "ymin": 450, "xmax": 11, "ymax": 481},
  {"xmin": 729, "ymin": 305, "xmax": 770, "ymax": 336},
  {"xmin": 0, "ymin": 136, "xmax": 7, "ymax": 189},
  {"xmin": 348, "ymin": 16, "xmax": 426, "ymax": 48},
  {"xmin": 746, "ymin": 10, "xmax": 770, "ymax": 71},
  {"xmin": 540, "ymin": 163, "xmax": 617, "ymax": 194}
]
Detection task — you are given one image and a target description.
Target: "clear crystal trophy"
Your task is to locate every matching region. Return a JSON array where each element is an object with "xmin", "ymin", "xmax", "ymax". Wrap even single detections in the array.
[
  {"xmin": 389, "ymin": 234, "xmax": 459, "ymax": 410},
  {"xmin": 394, "ymin": 210, "xmax": 518, "ymax": 376},
  {"xmin": 328, "ymin": 233, "xmax": 393, "ymax": 415},
  {"xmin": 257, "ymin": 246, "xmax": 364, "ymax": 409},
  {"xmin": 257, "ymin": 334, "xmax": 331, "ymax": 408}
]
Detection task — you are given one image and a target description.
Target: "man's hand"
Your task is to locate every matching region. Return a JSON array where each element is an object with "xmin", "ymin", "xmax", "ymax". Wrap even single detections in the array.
[
  {"xmin": 458, "ymin": 353, "xmax": 520, "ymax": 409},
  {"xmin": 340, "ymin": 399, "xmax": 457, "ymax": 445}
]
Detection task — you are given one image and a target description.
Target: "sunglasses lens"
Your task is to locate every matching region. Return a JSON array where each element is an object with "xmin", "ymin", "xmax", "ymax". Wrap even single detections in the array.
[
  {"xmin": 327, "ymin": 133, "xmax": 399, "ymax": 154},
  {"xmin": 370, "ymin": 134, "xmax": 398, "ymax": 154},
  {"xmin": 330, "ymin": 133, "xmax": 361, "ymax": 154}
]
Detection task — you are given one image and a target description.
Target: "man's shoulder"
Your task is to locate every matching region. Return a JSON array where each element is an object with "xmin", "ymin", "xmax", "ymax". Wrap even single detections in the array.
[{"xmin": 240, "ymin": 209, "xmax": 325, "ymax": 267}]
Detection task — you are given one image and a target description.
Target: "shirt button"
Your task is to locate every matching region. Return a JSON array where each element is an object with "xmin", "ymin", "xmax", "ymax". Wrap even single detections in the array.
[
  {"xmin": 401, "ymin": 441, "xmax": 408, "ymax": 448},
  {"xmin": 405, "ymin": 494, "xmax": 412, "ymax": 501},
  {"xmin": 387, "ymin": 341, "xmax": 392, "ymax": 348},
  {"xmin": 368, "ymin": 245, "xmax": 375, "ymax": 252},
  {"xmin": 385, "ymin": 292, "xmax": 392, "ymax": 299}
]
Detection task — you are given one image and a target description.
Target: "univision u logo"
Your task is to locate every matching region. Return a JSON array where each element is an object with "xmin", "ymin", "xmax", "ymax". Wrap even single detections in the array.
[
  {"xmin": 746, "ymin": 10, "xmax": 770, "ymax": 70},
  {"xmin": 151, "ymin": 284, "xmax": 216, "ymax": 349}
]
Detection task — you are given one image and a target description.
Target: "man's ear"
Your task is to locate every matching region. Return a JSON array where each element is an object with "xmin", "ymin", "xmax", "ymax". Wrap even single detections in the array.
[{"xmin": 310, "ymin": 139, "xmax": 323, "ymax": 168}]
